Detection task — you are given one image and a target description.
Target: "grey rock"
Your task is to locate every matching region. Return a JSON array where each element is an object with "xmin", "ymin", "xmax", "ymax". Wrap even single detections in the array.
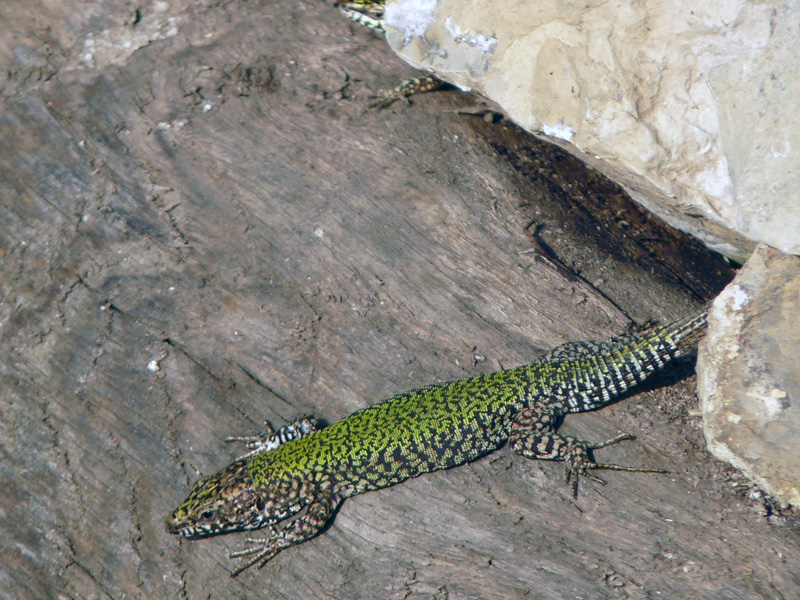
[{"xmin": 698, "ymin": 244, "xmax": 800, "ymax": 506}]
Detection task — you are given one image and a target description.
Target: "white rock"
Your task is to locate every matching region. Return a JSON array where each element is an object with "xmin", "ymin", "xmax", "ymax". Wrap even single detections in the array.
[
  {"xmin": 697, "ymin": 245, "xmax": 800, "ymax": 506},
  {"xmin": 385, "ymin": 0, "xmax": 800, "ymax": 261}
]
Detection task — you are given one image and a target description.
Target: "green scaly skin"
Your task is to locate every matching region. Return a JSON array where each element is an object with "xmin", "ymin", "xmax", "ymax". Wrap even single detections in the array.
[{"xmin": 166, "ymin": 311, "xmax": 707, "ymax": 576}]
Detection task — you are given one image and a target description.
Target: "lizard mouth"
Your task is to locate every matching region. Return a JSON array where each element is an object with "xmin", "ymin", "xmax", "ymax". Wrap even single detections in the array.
[
  {"xmin": 165, "ymin": 520, "xmax": 222, "ymax": 539},
  {"xmin": 165, "ymin": 512, "xmax": 221, "ymax": 538}
]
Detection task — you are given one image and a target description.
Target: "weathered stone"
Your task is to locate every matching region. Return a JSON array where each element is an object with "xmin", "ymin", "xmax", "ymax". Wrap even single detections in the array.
[
  {"xmin": 698, "ymin": 245, "xmax": 800, "ymax": 506},
  {"xmin": 385, "ymin": 0, "xmax": 800, "ymax": 261},
  {"xmin": 1, "ymin": 0, "xmax": 795, "ymax": 597}
]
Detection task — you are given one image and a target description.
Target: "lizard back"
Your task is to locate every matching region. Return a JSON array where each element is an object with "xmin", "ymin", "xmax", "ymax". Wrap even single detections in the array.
[
  {"xmin": 166, "ymin": 310, "xmax": 707, "ymax": 574},
  {"xmin": 247, "ymin": 365, "xmax": 539, "ymax": 498},
  {"xmin": 246, "ymin": 309, "xmax": 706, "ymax": 498}
]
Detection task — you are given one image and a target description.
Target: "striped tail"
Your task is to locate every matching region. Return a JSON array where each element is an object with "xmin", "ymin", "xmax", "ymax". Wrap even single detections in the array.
[
  {"xmin": 339, "ymin": 2, "xmax": 387, "ymax": 34},
  {"xmin": 549, "ymin": 311, "xmax": 708, "ymax": 413}
]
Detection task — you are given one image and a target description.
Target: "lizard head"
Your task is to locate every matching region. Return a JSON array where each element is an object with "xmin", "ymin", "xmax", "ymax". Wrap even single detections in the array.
[{"xmin": 165, "ymin": 460, "xmax": 268, "ymax": 539}]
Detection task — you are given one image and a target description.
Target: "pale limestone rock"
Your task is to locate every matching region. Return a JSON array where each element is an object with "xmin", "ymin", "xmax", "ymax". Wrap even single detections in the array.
[
  {"xmin": 697, "ymin": 245, "xmax": 800, "ymax": 506},
  {"xmin": 384, "ymin": 0, "xmax": 800, "ymax": 262}
]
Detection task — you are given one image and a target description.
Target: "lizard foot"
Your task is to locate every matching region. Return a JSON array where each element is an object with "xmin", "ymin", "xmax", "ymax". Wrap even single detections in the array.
[
  {"xmin": 225, "ymin": 415, "xmax": 319, "ymax": 461},
  {"xmin": 229, "ymin": 527, "xmax": 283, "ymax": 577},
  {"xmin": 565, "ymin": 433, "xmax": 668, "ymax": 499}
]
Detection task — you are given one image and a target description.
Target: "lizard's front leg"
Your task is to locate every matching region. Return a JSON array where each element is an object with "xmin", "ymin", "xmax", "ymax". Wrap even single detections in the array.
[
  {"xmin": 508, "ymin": 405, "xmax": 667, "ymax": 498},
  {"xmin": 225, "ymin": 415, "xmax": 319, "ymax": 461},
  {"xmin": 230, "ymin": 488, "xmax": 341, "ymax": 576}
]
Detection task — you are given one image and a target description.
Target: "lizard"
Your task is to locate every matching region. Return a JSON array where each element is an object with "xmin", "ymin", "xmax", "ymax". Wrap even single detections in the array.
[
  {"xmin": 224, "ymin": 415, "xmax": 318, "ymax": 462},
  {"xmin": 337, "ymin": 0, "xmax": 449, "ymax": 107},
  {"xmin": 166, "ymin": 310, "xmax": 707, "ymax": 576}
]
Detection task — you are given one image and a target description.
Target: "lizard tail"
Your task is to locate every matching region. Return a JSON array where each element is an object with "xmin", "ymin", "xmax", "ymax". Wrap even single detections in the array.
[
  {"xmin": 551, "ymin": 310, "xmax": 708, "ymax": 413},
  {"xmin": 648, "ymin": 309, "xmax": 708, "ymax": 355}
]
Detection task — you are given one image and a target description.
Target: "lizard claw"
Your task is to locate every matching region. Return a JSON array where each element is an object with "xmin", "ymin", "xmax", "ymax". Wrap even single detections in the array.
[
  {"xmin": 229, "ymin": 529, "xmax": 282, "ymax": 577},
  {"xmin": 564, "ymin": 435, "xmax": 668, "ymax": 499},
  {"xmin": 565, "ymin": 446, "xmax": 606, "ymax": 498},
  {"xmin": 225, "ymin": 416, "xmax": 319, "ymax": 461}
]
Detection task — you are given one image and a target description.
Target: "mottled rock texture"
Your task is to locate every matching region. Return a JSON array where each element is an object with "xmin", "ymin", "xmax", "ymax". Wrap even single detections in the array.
[
  {"xmin": 2, "ymin": 0, "xmax": 797, "ymax": 598},
  {"xmin": 386, "ymin": 0, "xmax": 799, "ymax": 261},
  {"xmin": 698, "ymin": 245, "xmax": 800, "ymax": 507}
]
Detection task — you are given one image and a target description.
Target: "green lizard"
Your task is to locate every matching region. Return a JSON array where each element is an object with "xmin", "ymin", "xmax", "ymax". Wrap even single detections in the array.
[
  {"xmin": 338, "ymin": 0, "xmax": 447, "ymax": 107},
  {"xmin": 166, "ymin": 310, "xmax": 707, "ymax": 576}
]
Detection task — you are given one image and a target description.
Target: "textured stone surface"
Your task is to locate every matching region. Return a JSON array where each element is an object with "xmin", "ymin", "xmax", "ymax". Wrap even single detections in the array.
[
  {"xmin": 698, "ymin": 245, "xmax": 800, "ymax": 506},
  {"xmin": 385, "ymin": 0, "xmax": 800, "ymax": 261},
  {"xmin": 1, "ymin": 0, "xmax": 796, "ymax": 598}
]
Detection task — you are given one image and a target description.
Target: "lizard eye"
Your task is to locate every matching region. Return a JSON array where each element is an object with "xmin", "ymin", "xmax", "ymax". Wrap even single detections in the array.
[{"xmin": 200, "ymin": 509, "xmax": 216, "ymax": 522}]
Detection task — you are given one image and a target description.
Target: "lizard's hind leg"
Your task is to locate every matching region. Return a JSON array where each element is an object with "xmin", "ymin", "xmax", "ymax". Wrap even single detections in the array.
[{"xmin": 508, "ymin": 406, "xmax": 667, "ymax": 499}]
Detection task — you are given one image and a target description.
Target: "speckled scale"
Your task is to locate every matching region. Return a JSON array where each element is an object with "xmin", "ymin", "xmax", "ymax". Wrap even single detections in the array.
[
  {"xmin": 165, "ymin": 311, "xmax": 707, "ymax": 574},
  {"xmin": 246, "ymin": 370, "xmax": 530, "ymax": 498},
  {"xmin": 242, "ymin": 311, "xmax": 705, "ymax": 499}
]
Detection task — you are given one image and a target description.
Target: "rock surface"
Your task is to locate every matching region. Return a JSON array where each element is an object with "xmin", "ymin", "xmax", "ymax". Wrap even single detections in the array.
[
  {"xmin": 698, "ymin": 245, "xmax": 800, "ymax": 507},
  {"xmin": 1, "ymin": 0, "xmax": 797, "ymax": 598},
  {"xmin": 385, "ymin": 0, "xmax": 800, "ymax": 261}
]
